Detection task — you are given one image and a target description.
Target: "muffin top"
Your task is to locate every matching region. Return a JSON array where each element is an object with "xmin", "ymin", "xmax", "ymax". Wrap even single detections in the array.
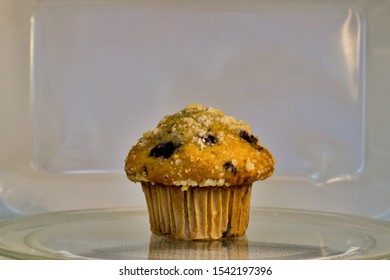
[{"xmin": 125, "ymin": 104, "xmax": 275, "ymax": 189}]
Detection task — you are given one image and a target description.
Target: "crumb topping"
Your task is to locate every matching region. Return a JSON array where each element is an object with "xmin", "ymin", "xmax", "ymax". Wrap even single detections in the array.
[{"xmin": 125, "ymin": 104, "xmax": 275, "ymax": 188}]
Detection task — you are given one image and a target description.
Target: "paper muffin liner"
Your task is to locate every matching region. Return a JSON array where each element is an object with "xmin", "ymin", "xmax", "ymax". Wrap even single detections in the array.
[
  {"xmin": 141, "ymin": 182, "xmax": 252, "ymax": 240},
  {"xmin": 148, "ymin": 234, "xmax": 249, "ymax": 259}
]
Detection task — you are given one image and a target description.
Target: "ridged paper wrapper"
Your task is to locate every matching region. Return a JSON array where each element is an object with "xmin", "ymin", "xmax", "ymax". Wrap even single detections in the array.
[{"xmin": 142, "ymin": 182, "xmax": 252, "ymax": 240}]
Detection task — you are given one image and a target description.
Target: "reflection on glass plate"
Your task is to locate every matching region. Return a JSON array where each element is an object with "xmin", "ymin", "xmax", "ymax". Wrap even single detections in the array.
[{"xmin": 0, "ymin": 207, "xmax": 389, "ymax": 260}]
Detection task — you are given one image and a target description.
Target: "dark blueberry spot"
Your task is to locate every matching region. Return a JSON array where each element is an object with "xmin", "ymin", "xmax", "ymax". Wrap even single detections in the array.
[
  {"xmin": 202, "ymin": 134, "xmax": 217, "ymax": 146},
  {"xmin": 149, "ymin": 141, "xmax": 180, "ymax": 158},
  {"xmin": 223, "ymin": 161, "xmax": 237, "ymax": 175},
  {"xmin": 142, "ymin": 165, "xmax": 148, "ymax": 176},
  {"xmin": 239, "ymin": 130, "xmax": 258, "ymax": 144},
  {"xmin": 239, "ymin": 130, "xmax": 264, "ymax": 151}
]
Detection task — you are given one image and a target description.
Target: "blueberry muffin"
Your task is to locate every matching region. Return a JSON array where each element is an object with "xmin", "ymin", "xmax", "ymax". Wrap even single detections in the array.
[{"xmin": 125, "ymin": 104, "xmax": 275, "ymax": 240}]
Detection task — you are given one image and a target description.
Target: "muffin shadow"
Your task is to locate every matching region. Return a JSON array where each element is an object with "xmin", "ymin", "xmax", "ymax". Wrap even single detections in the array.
[{"xmin": 148, "ymin": 234, "xmax": 249, "ymax": 260}]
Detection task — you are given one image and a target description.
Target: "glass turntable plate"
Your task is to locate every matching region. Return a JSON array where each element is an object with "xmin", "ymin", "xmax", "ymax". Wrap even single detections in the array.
[{"xmin": 0, "ymin": 207, "xmax": 389, "ymax": 260}]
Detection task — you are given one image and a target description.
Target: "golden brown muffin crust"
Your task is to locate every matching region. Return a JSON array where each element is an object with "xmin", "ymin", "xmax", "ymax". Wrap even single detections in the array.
[{"xmin": 125, "ymin": 104, "xmax": 274, "ymax": 188}]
